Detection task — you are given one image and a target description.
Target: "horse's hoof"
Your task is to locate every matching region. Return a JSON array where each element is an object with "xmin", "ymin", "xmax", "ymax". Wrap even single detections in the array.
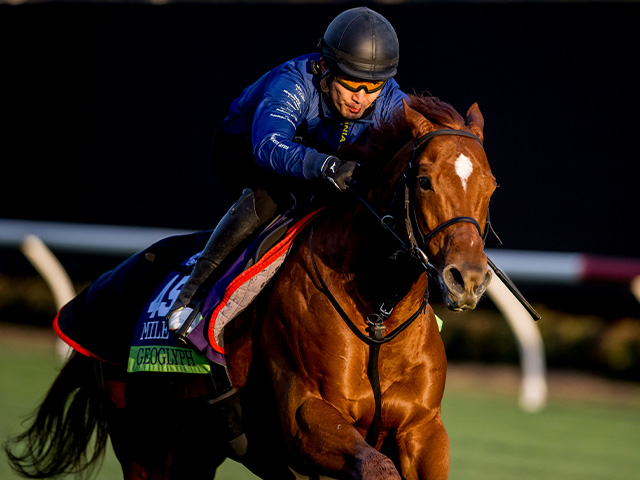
[
  {"xmin": 361, "ymin": 453, "xmax": 401, "ymax": 480},
  {"xmin": 229, "ymin": 433, "xmax": 248, "ymax": 459}
]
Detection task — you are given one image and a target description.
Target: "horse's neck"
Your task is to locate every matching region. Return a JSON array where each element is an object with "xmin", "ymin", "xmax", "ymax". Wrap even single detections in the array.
[{"xmin": 314, "ymin": 208, "xmax": 426, "ymax": 317}]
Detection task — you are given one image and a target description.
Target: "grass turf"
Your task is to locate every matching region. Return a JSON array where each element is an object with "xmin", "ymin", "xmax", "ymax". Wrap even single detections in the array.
[{"xmin": 1, "ymin": 325, "xmax": 639, "ymax": 479}]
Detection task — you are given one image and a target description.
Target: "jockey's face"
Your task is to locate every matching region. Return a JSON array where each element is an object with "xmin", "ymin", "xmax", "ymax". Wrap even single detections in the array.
[
  {"xmin": 326, "ymin": 78, "xmax": 383, "ymax": 120},
  {"xmin": 319, "ymin": 59, "xmax": 383, "ymax": 121}
]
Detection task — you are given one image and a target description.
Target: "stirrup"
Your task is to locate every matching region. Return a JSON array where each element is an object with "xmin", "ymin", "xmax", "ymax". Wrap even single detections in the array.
[{"xmin": 171, "ymin": 302, "xmax": 203, "ymax": 345}]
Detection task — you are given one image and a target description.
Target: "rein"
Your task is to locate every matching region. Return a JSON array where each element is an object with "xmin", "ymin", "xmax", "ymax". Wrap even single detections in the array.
[{"xmin": 308, "ymin": 227, "xmax": 428, "ymax": 348}]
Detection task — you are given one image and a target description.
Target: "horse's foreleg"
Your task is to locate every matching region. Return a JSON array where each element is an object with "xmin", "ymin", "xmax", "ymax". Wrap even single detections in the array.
[
  {"xmin": 396, "ymin": 415, "xmax": 449, "ymax": 480},
  {"xmin": 292, "ymin": 397, "xmax": 401, "ymax": 480}
]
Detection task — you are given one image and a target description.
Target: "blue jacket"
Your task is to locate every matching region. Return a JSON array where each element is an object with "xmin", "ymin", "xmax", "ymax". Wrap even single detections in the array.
[{"xmin": 222, "ymin": 53, "xmax": 407, "ymax": 180}]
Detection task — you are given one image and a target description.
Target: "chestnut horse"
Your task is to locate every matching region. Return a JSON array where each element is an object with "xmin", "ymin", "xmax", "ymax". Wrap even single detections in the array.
[{"xmin": 6, "ymin": 95, "xmax": 496, "ymax": 480}]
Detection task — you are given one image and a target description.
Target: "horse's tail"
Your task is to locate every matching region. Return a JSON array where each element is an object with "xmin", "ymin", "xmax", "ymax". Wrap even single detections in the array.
[{"xmin": 4, "ymin": 351, "xmax": 110, "ymax": 479}]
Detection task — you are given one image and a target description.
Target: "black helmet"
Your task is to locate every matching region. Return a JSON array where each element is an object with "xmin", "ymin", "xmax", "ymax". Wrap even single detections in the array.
[{"xmin": 320, "ymin": 7, "xmax": 399, "ymax": 81}]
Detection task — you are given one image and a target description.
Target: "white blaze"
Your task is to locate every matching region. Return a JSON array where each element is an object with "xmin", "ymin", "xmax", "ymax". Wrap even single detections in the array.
[{"xmin": 455, "ymin": 154, "xmax": 473, "ymax": 191}]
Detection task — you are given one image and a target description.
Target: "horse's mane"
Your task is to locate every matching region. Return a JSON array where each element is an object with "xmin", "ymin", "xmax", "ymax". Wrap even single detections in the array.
[{"xmin": 341, "ymin": 93, "xmax": 467, "ymax": 172}]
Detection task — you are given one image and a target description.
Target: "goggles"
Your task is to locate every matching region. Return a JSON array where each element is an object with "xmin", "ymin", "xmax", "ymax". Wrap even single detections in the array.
[{"xmin": 334, "ymin": 75, "xmax": 387, "ymax": 94}]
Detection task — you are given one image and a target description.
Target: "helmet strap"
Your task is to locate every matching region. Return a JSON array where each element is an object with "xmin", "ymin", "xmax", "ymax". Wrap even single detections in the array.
[{"xmin": 319, "ymin": 71, "xmax": 332, "ymax": 93}]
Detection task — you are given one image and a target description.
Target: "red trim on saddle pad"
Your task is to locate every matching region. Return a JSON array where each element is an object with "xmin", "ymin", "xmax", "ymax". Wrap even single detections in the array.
[{"xmin": 207, "ymin": 209, "xmax": 322, "ymax": 354}]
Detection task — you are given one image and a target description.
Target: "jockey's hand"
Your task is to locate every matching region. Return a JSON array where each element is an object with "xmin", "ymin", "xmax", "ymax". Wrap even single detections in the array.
[
  {"xmin": 166, "ymin": 306, "xmax": 194, "ymax": 331},
  {"xmin": 322, "ymin": 156, "xmax": 359, "ymax": 192}
]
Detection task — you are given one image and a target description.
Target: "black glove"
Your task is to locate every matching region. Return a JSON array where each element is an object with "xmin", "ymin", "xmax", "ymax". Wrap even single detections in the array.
[{"xmin": 322, "ymin": 156, "xmax": 359, "ymax": 192}]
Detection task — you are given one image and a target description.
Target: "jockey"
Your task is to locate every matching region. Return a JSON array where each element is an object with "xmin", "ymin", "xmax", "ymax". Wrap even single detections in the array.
[
  {"xmin": 168, "ymin": 6, "xmax": 406, "ymax": 331},
  {"xmin": 166, "ymin": 6, "xmax": 406, "ymax": 457}
]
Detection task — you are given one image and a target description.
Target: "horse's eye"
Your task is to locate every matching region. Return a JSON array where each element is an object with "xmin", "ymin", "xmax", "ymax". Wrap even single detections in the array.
[{"xmin": 418, "ymin": 177, "xmax": 432, "ymax": 191}]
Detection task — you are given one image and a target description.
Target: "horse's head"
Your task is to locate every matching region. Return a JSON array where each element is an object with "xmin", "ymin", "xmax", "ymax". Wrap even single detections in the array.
[
  {"xmin": 340, "ymin": 94, "xmax": 496, "ymax": 311},
  {"xmin": 399, "ymin": 98, "xmax": 496, "ymax": 311}
]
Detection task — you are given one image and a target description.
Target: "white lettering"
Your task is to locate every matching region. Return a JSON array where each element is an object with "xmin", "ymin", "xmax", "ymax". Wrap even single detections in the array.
[
  {"xmin": 269, "ymin": 112, "xmax": 296, "ymax": 129},
  {"xmin": 269, "ymin": 133, "xmax": 290, "ymax": 150},
  {"xmin": 140, "ymin": 320, "xmax": 170, "ymax": 340}
]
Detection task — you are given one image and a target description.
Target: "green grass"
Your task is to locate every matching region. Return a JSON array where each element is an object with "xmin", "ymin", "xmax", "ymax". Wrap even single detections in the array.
[
  {"xmin": 442, "ymin": 391, "xmax": 640, "ymax": 480},
  {"xmin": 2, "ymin": 326, "xmax": 639, "ymax": 479}
]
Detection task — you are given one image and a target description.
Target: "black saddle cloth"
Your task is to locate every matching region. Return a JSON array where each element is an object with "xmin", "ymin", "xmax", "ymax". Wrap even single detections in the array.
[{"xmin": 54, "ymin": 230, "xmax": 213, "ymax": 365}]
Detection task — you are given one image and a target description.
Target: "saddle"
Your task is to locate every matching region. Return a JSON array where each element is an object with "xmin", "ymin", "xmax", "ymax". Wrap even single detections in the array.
[{"xmin": 54, "ymin": 207, "xmax": 322, "ymax": 372}]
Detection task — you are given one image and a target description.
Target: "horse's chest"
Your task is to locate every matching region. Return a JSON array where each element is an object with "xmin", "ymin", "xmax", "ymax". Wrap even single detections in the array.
[{"xmin": 308, "ymin": 346, "xmax": 428, "ymax": 416}]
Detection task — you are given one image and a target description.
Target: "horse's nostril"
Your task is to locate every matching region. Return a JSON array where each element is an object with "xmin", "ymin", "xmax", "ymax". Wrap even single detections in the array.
[
  {"xmin": 445, "ymin": 264, "xmax": 492, "ymax": 297},
  {"xmin": 483, "ymin": 270, "xmax": 493, "ymax": 289},
  {"xmin": 472, "ymin": 270, "xmax": 492, "ymax": 295},
  {"xmin": 444, "ymin": 266, "xmax": 465, "ymax": 294},
  {"xmin": 449, "ymin": 268, "xmax": 464, "ymax": 288}
]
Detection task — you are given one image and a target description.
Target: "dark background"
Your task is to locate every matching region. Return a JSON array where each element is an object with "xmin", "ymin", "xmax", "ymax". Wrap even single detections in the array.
[{"xmin": 1, "ymin": 1, "xmax": 638, "ymax": 258}]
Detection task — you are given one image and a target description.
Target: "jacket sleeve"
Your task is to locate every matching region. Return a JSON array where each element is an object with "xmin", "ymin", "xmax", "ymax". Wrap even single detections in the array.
[{"xmin": 251, "ymin": 64, "xmax": 330, "ymax": 179}]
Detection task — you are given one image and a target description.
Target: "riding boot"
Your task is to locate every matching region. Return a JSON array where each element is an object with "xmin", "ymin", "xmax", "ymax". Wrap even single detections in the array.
[
  {"xmin": 167, "ymin": 188, "xmax": 278, "ymax": 327},
  {"xmin": 208, "ymin": 362, "xmax": 248, "ymax": 459}
]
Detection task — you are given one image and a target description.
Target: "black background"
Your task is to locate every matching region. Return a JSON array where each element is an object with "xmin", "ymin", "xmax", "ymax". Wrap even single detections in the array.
[{"xmin": 2, "ymin": 1, "xmax": 638, "ymax": 258}]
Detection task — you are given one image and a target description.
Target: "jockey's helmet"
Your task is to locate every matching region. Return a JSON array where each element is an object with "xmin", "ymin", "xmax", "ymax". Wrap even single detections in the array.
[{"xmin": 320, "ymin": 7, "xmax": 399, "ymax": 81}]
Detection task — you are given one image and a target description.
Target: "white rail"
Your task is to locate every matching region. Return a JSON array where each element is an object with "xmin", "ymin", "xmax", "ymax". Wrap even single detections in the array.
[
  {"xmin": 0, "ymin": 218, "xmax": 190, "ymax": 256},
  {"xmin": 486, "ymin": 274, "xmax": 547, "ymax": 411},
  {"xmin": 3, "ymin": 219, "xmax": 639, "ymax": 283},
  {"xmin": 19, "ymin": 235, "xmax": 75, "ymax": 361}
]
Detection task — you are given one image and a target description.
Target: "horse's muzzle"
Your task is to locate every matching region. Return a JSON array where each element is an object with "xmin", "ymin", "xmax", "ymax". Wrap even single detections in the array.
[{"xmin": 439, "ymin": 263, "xmax": 492, "ymax": 311}]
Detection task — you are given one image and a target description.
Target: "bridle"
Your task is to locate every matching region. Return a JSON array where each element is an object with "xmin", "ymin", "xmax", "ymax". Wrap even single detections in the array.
[
  {"xmin": 353, "ymin": 128, "xmax": 490, "ymax": 275},
  {"xmin": 312, "ymin": 127, "xmax": 492, "ymax": 341},
  {"xmin": 404, "ymin": 129, "xmax": 488, "ymax": 266},
  {"xmin": 311, "ymin": 129, "xmax": 487, "ymax": 339},
  {"xmin": 359, "ymin": 129, "xmax": 537, "ymax": 321}
]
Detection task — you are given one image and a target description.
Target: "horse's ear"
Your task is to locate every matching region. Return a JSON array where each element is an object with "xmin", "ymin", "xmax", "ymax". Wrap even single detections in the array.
[
  {"xmin": 403, "ymin": 99, "xmax": 434, "ymax": 138},
  {"xmin": 466, "ymin": 103, "xmax": 484, "ymax": 142}
]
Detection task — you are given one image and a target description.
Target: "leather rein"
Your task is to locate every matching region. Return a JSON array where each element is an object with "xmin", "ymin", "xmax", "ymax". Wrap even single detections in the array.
[{"xmin": 308, "ymin": 128, "xmax": 487, "ymax": 447}]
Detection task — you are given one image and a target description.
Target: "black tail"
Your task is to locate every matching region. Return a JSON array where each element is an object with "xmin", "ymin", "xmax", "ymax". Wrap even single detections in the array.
[{"xmin": 4, "ymin": 352, "xmax": 110, "ymax": 479}]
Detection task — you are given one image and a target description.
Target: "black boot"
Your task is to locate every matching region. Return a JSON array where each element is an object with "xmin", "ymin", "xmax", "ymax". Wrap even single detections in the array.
[{"xmin": 167, "ymin": 188, "xmax": 278, "ymax": 323}]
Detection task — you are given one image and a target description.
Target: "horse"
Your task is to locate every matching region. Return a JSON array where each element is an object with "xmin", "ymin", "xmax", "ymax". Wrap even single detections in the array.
[{"xmin": 5, "ymin": 94, "xmax": 496, "ymax": 480}]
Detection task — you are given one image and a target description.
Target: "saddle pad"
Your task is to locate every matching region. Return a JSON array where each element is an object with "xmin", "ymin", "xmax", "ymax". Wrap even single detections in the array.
[{"xmin": 186, "ymin": 208, "xmax": 322, "ymax": 365}]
